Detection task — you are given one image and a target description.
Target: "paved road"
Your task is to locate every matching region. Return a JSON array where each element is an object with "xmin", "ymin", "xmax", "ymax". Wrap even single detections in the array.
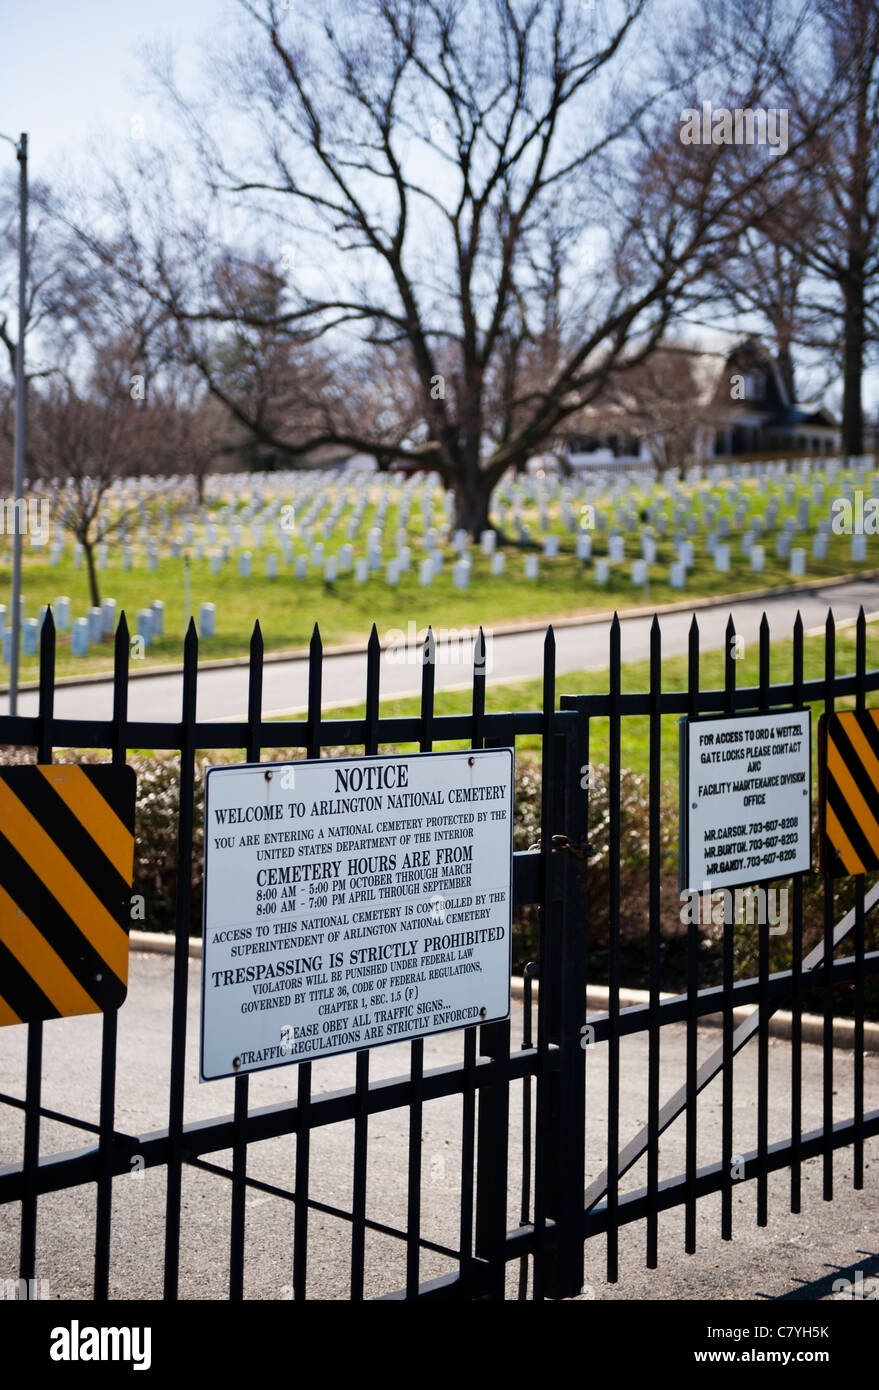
[
  {"xmin": 0, "ymin": 951, "xmax": 876, "ymax": 1299},
  {"xmin": 16, "ymin": 577, "xmax": 879, "ymax": 724}
]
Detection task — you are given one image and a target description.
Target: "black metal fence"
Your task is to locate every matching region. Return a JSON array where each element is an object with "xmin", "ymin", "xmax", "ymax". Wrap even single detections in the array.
[{"xmin": 0, "ymin": 604, "xmax": 877, "ymax": 1300}]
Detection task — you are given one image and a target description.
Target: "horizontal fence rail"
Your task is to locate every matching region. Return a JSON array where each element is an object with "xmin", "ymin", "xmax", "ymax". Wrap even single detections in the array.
[{"xmin": 0, "ymin": 603, "xmax": 877, "ymax": 1299}]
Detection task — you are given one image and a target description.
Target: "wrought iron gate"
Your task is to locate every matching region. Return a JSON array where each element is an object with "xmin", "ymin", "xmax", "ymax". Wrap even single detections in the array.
[{"xmin": 0, "ymin": 606, "xmax": 876, "ymax": 1299}]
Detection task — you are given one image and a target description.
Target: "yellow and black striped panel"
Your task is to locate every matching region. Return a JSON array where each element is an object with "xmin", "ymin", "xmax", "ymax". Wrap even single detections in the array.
[
  {"xmin": 822, "ymin": 710, "xmax": 879, "ymax": 876},
  {"xmin": 0, "ymin": 765, "xmax": 136, "ymax": 1025}
]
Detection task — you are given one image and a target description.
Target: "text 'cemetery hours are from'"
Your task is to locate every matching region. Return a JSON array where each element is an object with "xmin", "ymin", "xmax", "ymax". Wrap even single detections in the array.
[{"xmin": 200, "ymin": 749, "xmax": 514, "ymax": 1080}]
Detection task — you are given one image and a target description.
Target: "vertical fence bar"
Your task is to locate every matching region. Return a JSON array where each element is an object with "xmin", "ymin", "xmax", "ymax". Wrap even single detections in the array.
[
  {"xmin": 474, "ymin": 631, "xmax": 513, "ymax": 1301},
  {"xmin": 756, "ymin": 613, "xmax": 770, "ymax": 1228},
  {"xmin": 685, "ymin": 615, "xmax": 699, "ymax": 1254},
  {"xmin": 517, "ymin": 962, "xmax": 536, "ymax": 1300},
  {"xmin": 606, "ymin": 615, "xmax": 621, "ymax": 1282},
  {"xmin": 646, "ymin": 616, "xmax": 661, "ymax": 1268},
  {"xmin": 94, "ymin": 613, "xmax": 130, "ymax": 1300},
  {"xmin": 790, "ymin": 612, "xmax": 804, "ymax": 1213},
  {"xmin": 720, "ymin": 616, "xmax": 736, "ymax": 1241},
  {"xmin": 229, "ymin": 622, "xmax": 263, "ymax": 1300},
  {"xmin": 823, "ymin": 611, "xmax": 835, "ymax": 1201},
  {"xmin": 19, "ymin": 612, "xmax": 54, "ymax": 1284},
  {"xmin": 853, "ymin": 605, "xmax": 865, "ymax": 1190},
  {"xmin": 292, "ymin": 624, "xmax": 322, "ymax": 1301},
  {"xmin": 456, "ymin": 631, "xmax": 487, "ymax": 1299},
  {"xmin": 545, "ymin": 693, "xmax": 587, "ymax": 1299},
  {"xmin": 163, "ymin": 619, "xmax": 198, "ymax": 1300},
  {"xmin": 404, "ymin": 629, "xmax": 434, "ymax": 1297},
  {"xmin": 350, "ymin": 625, "xmax": 380, "ymax": 1300},
  {"xmin": 531, "ymin": 627, "xmax": 556, "ymax": 1301}
]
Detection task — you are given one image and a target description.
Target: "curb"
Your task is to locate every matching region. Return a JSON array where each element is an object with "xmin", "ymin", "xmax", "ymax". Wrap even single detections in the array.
[
  {"xmin": 129, "ymin": 932, "xmax": 878, "ymax": 1052},
  {"xmin": 510, "ymin": 977, "xmax": 879, "ymax": 1052},
  {"xmin": 6, "ymin": 567, "xmax": 879, "ymax": 696}
]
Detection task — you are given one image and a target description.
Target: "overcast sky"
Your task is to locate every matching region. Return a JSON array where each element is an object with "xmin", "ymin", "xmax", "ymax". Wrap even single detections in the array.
[
  {"xmin": 0, "ymin": 0, "xmax": 871, "ymax": 415},
  {"xmin": 0, "ymin": 0, "xmax": 225, "ymax": 180}
]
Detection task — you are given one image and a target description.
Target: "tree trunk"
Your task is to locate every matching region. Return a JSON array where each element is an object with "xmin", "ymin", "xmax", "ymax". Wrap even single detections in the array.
[
  {"xmin": 83, "ymin": 539, "xmax": 101, "ymax": 609},
  {"xmin": 452, "ymin": 471, "xmax": 494, "ymax": 539},
  {"xmin": 842, "ymin": 258, "xmax": 865, "ymax": 457},
  {"xmin": 840, "ymin": 282, "xmax": 867, "ymax": 455},
  {"xmin": 776, "ymin": 340, "xmax": 796, "ymax": 404}
]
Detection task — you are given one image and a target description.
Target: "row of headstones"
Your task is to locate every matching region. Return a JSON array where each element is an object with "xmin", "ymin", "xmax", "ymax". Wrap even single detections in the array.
[
  {"xmin": 35, "ymin": 457, "xmax": 876, "ymax": 578},
  {"xmin": 0, "ymin": 597, "xmax": 218, "ymax": 661}
]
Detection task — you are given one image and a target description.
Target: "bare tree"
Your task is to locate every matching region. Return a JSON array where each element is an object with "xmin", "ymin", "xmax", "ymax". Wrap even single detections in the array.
[
  {"xmin": 32, "ymin": 340, "xmax": 156, "ymax": 607},
  {"xmin": 75, "ymin": 0, "xmax": 813, "ymax": 535}
]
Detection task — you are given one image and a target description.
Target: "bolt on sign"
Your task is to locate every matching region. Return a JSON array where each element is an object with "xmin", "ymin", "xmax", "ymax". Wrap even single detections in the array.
[
  {"xmin": 0, "ymin": 765, "xmax": 137, "ymax": 1026},
  {"xmin": 200, "ymin": 748, "xmax": 514, "ymax": 1081},
  {"xmin": 679, "ymin": 708, "xmax": 811, "ymax": 892},
  {"xmin": 819, "ymin": 709, "xmax": 879, "ymax": 875}
]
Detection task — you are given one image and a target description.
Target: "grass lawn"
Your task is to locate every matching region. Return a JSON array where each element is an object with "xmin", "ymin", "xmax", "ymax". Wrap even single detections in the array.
[
  {"xmin": 290, "ymin": 618, "xmax": 879, "ymax": 802},
  {"xmin": 3, "ymin": 468, "xmax": 877, "ymax": 680}
]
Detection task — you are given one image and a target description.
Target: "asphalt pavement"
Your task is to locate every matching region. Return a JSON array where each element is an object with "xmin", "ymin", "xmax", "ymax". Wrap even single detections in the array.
[
  {"xmin": 0, "ymin": 950, "xmax": 876, "ymax": 1300},
  {"xmin": 13, "ymin": 576, "xmax": 879, "ymax": 724}
]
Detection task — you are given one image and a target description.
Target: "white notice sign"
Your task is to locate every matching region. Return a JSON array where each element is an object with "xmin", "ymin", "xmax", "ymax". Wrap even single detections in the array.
[
  {"xmin": 200, "ymin": 748, "xmax": 513, "ymax": 1081},
  {"xmin": 683, "ymin": 708, "xmax": 811, "ymax": 891}
]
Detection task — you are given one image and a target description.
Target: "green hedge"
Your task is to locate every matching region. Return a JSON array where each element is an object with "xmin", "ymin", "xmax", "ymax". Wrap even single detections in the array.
[{"xmin": 2, "ymin": 746, "xmax": 875, "ymax": 1014}]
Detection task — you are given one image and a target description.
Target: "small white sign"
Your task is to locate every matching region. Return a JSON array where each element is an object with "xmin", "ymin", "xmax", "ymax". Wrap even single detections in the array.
[
  {"xmin": 683, "ymin": 708, "xmax": 811, "ymax": 891},
  {"xmin": 200, "ymin": 748, "xmax": 513, "ymax": 1081}
]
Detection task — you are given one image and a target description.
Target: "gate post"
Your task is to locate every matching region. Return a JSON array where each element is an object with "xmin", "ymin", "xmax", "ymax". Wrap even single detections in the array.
[{"xmin": 544, "ymin": 703, "xmax": 588, "ymax": 1299}]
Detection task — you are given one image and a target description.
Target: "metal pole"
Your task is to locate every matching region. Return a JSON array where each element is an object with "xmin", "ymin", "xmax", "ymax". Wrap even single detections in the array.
[{"xmin": 10, "ymin": 132, "xmax": 27, "ymax": 716}]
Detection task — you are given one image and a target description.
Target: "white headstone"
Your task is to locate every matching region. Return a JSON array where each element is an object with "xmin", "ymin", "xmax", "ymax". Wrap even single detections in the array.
[
  {"xmin": 576, "ymin": 534, "xmax": 592, "ymax": 562},
  {"xmin": 631, "ymin": 559, "xmax": 648, "ymax": 586},
  {"xmin": 789, "ymin": 547, "xmax": 806, "ymax": 577},
  {"xmin": 608, "ymin": 536, "xmax": 625, "ymax": 563},
  {"xmin": 490, "ymin": 552, "xmax": 506, "ymax": 577},
  {"xmin": 453, "ymin": 559, "xmax": 470, "ymax": 588},
  {"xmin": 677, "ymin": 540, "xmax": 694, "ymax": 567},
  {"xmin": 199, "ymin": 602, "xmax": 216, "ymax": 638},
  {"xmin": 543, "ymin": 535, "xmax": 559, "ymax": 558},
  {"xmin": 135, "ymin": 608, "xmax": 153, "ymax": 646},
  {"xmin": 238, "ymin": 551, "xmax": 252, "ymax": 578},
  {"xmin": 419, "ymin": 558, "xmax": 434, "ymax": 586},
  {"xmin": 750, "ymin": 544, "xmax": 765, "ymax": 573},
  {"xmin": 151, "ymin": 600, "xmax": 164, "ymax": 636},
  {"xmin": 87, "ymin": 607, "xmax": 103, "ymax": 644},
  {"xmin": 524, "ymin": 555, "xmax": 539, "ymax": 580},
  {"xmin": 324, "ymin": 556, "xmax": 338, "ymax": 582},
  {"xmin": 295, "ymin": 555, "xmax": 308, "ymax": 579},
  {"xmin": 55, "ymin": 597, "xmax": 71, "ymax": 632},
  {"xmin": 714, "ymin": 544, "xmax": 730, "ymax": 572},
  {"xmin": 22, "ymin": 618, "xmax": 38, "ymax": 655},
  {"xmin": 101, "ymin": 599, "xmax": 117, "ymax": 635},
  {"xmin": 594, "ymin": 557, "xmax": 610, "ymax": 585},
  {"xmin": 266, "ymin": 553, "xmax": 278, "ymax": 579},
  {"xmin": 812, "ymin": 532, "xmax": 828, "ymax": 560},
  {"xmin": 669, "ymin": 561, "xmax": 686, "ymax": 589},
  {"xmin": 385, "ymin": 559, "xmax": 400, "ymax": 586},
  {"xmin": 480, "ymin": 530, "xmax": 497, "ymax": 556},
  {"xmin": 71, "ymin": 618, "xmax": 89, "ymax": 656},
  {"xmin": 355, "ymin": 558, "xmax": 369, "ymax": 583},
  {"xmin": 852, "ymin": 534, "xmax": 867, "ymax": 562}
]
